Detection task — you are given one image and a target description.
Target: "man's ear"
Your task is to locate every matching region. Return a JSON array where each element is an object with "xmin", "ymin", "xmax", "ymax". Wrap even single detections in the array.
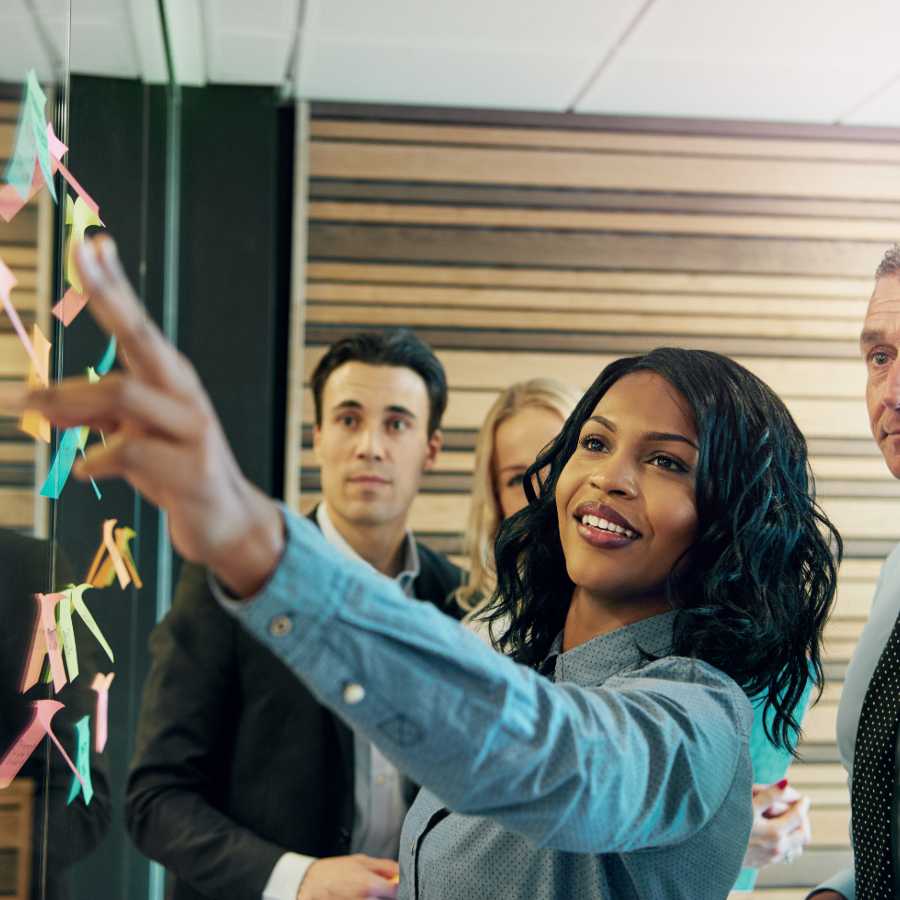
[
  {"xmin": 424, "ymin": 428, "xmax": 443, "ymax": 471},
  {"xmin": 312, "ymin": 424, "xmax": 322, "ymax": 464}
]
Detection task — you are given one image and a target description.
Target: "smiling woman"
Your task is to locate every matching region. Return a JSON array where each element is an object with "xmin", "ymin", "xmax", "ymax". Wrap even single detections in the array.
[{"xmin": 489, "ymin": 348, "xmax": 840, "ymax": 753}]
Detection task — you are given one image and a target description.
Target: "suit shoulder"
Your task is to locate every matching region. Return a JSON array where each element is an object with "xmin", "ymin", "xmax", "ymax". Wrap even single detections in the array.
[{"xmin": 416, "ymin": 542, "xmax": 462, "ymax": 586}]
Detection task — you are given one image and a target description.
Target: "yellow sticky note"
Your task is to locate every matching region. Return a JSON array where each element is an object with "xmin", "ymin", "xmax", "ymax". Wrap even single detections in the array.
[
  {"xmin": 18, "ymin": 324, "xmax": 51, "ymax": 443},
  {"xmin": 65, "ymin": 195, "xmax": 103, "ymax": 293}
]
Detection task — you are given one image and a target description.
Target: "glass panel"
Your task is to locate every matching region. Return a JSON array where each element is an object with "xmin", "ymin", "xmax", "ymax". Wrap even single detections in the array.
[
  {"xmin": 1, "ymin": 4, "xmax": 174, "ymax": 898},
  {"xmin": 1, "ymin": 6, "xmax": 73, "ymax": 900}
]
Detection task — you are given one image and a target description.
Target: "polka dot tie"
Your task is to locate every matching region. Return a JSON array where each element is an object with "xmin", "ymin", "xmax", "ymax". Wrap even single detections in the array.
[{"xmin": 851, "ymin": 611, "xmax": 900, "ymax": 899}]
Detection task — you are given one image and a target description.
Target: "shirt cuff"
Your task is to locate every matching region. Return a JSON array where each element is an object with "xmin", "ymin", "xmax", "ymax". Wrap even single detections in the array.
[
  {"xmin": 262, "ymin": 852, "xmax": 317, "ymax": 900},
  {"xmin": 806, "ymin": 867, "xmax": 854, "ymax": 899}
]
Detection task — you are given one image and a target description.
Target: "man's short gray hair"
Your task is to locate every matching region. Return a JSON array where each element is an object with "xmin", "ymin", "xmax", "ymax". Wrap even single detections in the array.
[{"xmin": 876, "ymin": 244, "xmax": 900, "ymax": 279}]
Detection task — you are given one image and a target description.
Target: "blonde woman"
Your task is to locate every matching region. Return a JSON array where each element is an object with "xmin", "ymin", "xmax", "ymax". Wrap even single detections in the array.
[
  {"xmin": 458, "ymin": 377, "xmax": 815, "ymax": 892},
  {"xmin": 456, "ymin": 378, "xmax": 580, "ymax": 621}
]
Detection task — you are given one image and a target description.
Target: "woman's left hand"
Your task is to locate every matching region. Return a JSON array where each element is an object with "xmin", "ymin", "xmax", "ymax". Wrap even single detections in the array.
[{"xmin": 742, "ymin": 780, "xmax": 812, "ymax": 869}]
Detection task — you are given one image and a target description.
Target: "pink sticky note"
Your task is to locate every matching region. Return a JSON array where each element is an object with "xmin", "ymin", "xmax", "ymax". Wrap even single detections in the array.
[
  {"xmin": 40, "ymin": 592, "xmax": 67, "ymax": 693},
  {"xmin": 102, "ymin": 519, "xmax": 132, "ymax": 590},
  {"xmin": 47, "ymin": 122, "xmax": 67, "ymax": 162},
  {"xmin": 0, "ymin": 164, "xmax": 40, "ymax": 223},
  {"xmin": 0, "ymin": 127, "xmax": 65, "ymax": 225},
  {"xmin": 55, "ymin": 159, "xmax": 99, "ymax": 217},
  {"xmin": 0, "ymin": 700, "xmax": 86, "ymax": 791},
  {"xmin": 20, "ymin": 592, "xmax": 67, "ymax": 694},
  {"xmin": 52, "ymin": 287, "xmax": 87, "ymax": 326},
  {"xmin": 91, "ymin": 672, "xmax": 114, "ymax": 753},
  {"xmin": 0, "ymin": 259, "xmax": 41, "ymax": 376},
  {"xmin": 0, "ymin": 257, "xmax": 17, "ymax": 299}
]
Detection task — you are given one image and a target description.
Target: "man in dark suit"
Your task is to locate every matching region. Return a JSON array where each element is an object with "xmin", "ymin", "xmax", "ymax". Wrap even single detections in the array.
[
  {"xmin": 125, "ymin": 330, "xmax": 462, "ymax": 900},
  {"xmin": 809, "ymin": 245, "xmax": 900, "ymax": 899},
  {"xmin": 0, "ymin": 527, "xmax": 111, "ymax": 900}
]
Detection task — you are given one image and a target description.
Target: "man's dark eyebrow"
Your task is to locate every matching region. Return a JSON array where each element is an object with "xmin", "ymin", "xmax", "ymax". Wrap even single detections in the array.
[
  {"xmin": 385, "ymin": 405, "xmax": 417, "ymax": 419},
  {"xmin": 860, "ymin": 329, "xmax": 886, "ymax": 348},
  {"xmin": 331, "ymin": 399, "xmax": 363, "ymax": 413},
  {"xmin": 585, "ymin": 416, "xmax": 698, "ymax": 450},
  {"xmin": 332, "ymin": 400, "xmax": 417, "ymax": 419}
]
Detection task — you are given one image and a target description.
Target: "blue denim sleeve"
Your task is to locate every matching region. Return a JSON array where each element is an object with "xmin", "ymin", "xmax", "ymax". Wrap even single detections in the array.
[
  {"xmin": 218, "ymin": 508, "xmax": 747, "ymax": 855},
  {"xmin": 807, "ymin": 868, "xmax": 854, "ymax": 899}
]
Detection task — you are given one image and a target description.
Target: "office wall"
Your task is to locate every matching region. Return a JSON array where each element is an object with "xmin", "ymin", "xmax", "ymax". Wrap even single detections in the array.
[{"xmin": 289, "ymin": 102, "xmax": 900, "ymax": 895}]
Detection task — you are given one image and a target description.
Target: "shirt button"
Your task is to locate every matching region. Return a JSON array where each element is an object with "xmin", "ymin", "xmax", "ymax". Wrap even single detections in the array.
[
  {"xmin": 375, "ymin": 775, "xmax": 386, "ymax": 785},
  {"xmin": 268, "ymin": 614, "xmax": 293, "ymax": 637},
  {"xmin": 343, "ymin": 682, "xmax": 366, "ymax": 704}
]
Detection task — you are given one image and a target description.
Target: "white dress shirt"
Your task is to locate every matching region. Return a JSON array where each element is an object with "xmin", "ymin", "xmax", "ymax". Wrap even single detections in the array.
[{"xmin": 262, "ymin": 503, "xmax": 419, "ymax": 900}]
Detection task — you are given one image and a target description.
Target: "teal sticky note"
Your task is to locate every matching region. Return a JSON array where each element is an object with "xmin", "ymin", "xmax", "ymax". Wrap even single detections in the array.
[
  {"xmin": 24, "ymin": 71, "xmax": 55, "ymax": 202},
  {"xmin": 40, "ymin": 427, "xmax": 82, "ymax": 499},
  {"xmin": 96, "ymin": 337, "xmax": 116, "ymax": 375},
  {"xmin": 5, "ymin": 111, "xmax": 37, "ymax": 201},
  {"xmin": 5, "ymin": 71, "xmax": 55, "ymax": 203},
  {"xmin": 66, "ymin": 715, "xmax": 93, "ymax": 805}
]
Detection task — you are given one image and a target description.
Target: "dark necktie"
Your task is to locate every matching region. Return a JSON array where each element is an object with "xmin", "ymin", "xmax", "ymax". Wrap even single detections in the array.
[{"xmin": 851, "ymin": 611, "xmax": 900, "ymax": 899}]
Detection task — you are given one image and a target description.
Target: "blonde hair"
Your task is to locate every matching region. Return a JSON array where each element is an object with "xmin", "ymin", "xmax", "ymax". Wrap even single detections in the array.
[{"xmin": 456, "ymin": 378, "xmax": 581, "ymax": 614}]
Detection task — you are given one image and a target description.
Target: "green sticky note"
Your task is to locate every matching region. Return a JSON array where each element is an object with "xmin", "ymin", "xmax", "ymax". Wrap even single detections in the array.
[
  {"xmin": 57, "ymin": 591, "xmax": 79, "ymax": 683},
  {"xmin": 69, "ymin": 584, "xmax": 114, "ymax": 663},
  {"xmin": 66, "ymin": 716, "xmax": 93, "ymax": 805}
]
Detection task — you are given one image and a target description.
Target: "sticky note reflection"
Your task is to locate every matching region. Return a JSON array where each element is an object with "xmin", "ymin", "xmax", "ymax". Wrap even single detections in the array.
[
  {"xmin": 0, "ymin": 700, "xmax": 85, "ymax": 792},
  {"xmin": 91, "ymin": 673, "xmax": 114, "ymax": 753},
  {"xmin": 66, "ymin": 716, "xmax": 94, "ymax": 806},
  {"xmin": 4, "ymin": 71, "xmax": 55, "ymax": 203}
]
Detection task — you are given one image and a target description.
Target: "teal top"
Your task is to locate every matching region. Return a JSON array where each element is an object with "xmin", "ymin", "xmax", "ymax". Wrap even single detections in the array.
[{"xmin": 732, "ymin": 679, "xmax": 815, "ymax": 892}]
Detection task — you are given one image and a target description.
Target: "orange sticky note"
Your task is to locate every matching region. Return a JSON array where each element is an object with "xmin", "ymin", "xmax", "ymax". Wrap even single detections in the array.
[
  {"xmin": 115, "ymin": 526, "xmax": 143, "ymax": 589},
  {"xmin": 87, "ymin": 519, "xmax": 133, "ymax": 590}
]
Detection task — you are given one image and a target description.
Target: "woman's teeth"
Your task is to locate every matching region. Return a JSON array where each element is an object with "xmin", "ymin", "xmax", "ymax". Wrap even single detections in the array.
[{"xmin": 580, "ymin": 514, "xmax": 637, "ymax": 540}]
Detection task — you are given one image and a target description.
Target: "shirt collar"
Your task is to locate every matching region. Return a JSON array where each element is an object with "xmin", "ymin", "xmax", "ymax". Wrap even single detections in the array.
[
  {"xmin": 542, "ymin": 610, "xmax": 677, "ymax": 686},
  {"xmin": 316, "ymin": 503, "xmax": 421, "ymax": 592}
]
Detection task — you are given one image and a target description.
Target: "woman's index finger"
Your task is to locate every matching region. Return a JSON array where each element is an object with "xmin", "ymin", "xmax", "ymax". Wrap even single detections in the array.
[{"xmin": 75, "ymin": 238, "xmax": 185, "ymax": 392}]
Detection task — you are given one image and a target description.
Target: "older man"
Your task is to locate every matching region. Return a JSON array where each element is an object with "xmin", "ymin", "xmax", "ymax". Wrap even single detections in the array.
[{"xmin": 809, "ymin": 244, "xmax": 900, "ymax": 899}]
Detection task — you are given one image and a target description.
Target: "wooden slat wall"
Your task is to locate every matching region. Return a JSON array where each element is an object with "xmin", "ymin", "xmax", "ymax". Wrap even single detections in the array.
[
  {"xmin": 0, "ymin": 96, "xmax": 46, "ymax": 535},
  {"xmin": 290, "ymin": 103, "xmax": 900, "ymax": 896}
]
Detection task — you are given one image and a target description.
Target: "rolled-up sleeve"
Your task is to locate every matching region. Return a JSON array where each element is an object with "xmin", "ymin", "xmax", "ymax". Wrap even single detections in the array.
[
  {"xmin": 808, "ymin": 868, "xmax": 854, "ymax": 899},
  {"xmin": 217, "ymin": 509, "xmax": 748, "ymax": 855}
]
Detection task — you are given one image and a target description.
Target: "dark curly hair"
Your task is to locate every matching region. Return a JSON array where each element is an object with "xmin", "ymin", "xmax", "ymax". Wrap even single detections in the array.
[{"xmin": 487, "ymin": 348, "xmax": 841, "ymax": 754}]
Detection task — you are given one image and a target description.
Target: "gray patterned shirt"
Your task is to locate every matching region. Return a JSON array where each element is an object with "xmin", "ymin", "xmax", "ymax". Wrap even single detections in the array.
[{"xmin": 220, "ymin": 509, "xmax": 754, "ymax": 900}]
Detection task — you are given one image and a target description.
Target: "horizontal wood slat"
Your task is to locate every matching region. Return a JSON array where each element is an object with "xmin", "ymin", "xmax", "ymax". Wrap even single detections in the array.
[{"xmin": 288, "ymin": 106, "xmax": 900, "ymax": 893}]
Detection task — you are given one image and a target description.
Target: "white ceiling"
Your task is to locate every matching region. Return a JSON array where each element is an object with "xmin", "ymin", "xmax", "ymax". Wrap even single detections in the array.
[{"xmin": 4, "ymin": 0, "xmax": 900, "ymax": 126}]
